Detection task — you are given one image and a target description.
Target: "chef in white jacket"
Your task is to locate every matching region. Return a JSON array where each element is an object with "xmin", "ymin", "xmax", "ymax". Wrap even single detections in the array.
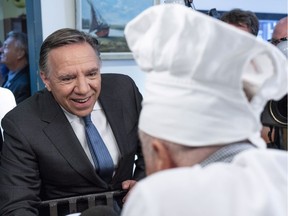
[{"xmin": 122, "ymin": 4, "xmax": 288, "ymax": 216}]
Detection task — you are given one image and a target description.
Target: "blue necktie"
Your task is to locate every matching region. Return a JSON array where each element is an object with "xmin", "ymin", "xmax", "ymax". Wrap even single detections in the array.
[{"xmin": 83, "ymin": 114, "xmax": 114, "ymax": 182}]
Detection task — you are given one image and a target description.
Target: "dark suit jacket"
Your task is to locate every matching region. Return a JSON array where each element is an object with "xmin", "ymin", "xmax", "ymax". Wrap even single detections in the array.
[
  {"xmin": 1, "ymin": 65, "xmax": 31, "ymax": 104},
  {"xmin": 0, "ymin": 74, "xmax": 145, "ymax": 216}
]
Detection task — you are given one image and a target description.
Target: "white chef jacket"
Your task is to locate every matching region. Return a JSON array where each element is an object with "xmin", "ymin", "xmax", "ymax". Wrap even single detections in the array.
[
  {"xmin": 0, "ymin": 87, "xmax": 16, "ymax": 136},
  {"xmin": 122, "ymin": 149, "xmax": 287, "ymax": 216}
]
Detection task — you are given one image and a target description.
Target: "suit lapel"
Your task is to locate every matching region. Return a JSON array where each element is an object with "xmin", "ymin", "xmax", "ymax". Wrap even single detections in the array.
[{"xmin": 40, "ymin": 90, "xmax": 106, "ymax": 186}]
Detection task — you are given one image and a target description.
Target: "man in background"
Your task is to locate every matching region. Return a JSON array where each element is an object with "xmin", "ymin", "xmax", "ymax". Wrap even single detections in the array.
[
  {"xmin": 0, "ymin": 31, "xmax": 31, "ymax": 104},
  {"xmin": 269, "ymin": 16, "xmax": 287, "ymax": 46},
  {"xmin": 261, "ymin": 16, "xmax": 288, "ymax": 149},
  {"xmin": 122, "ymin": 4, "xmax": 287, "ymax": 216},
  {"xmin": 220, "ymin": 8, "xmax": 259, "ymax": 36}
]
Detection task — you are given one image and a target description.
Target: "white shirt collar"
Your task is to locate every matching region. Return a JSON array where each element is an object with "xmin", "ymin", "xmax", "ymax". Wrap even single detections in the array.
[{"xmin": 62, "ymin": 101, "xmax": 102, "ymax": 124}]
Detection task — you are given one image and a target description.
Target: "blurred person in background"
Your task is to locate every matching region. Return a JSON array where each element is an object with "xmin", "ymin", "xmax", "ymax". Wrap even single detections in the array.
[
  {"xmin": 0, "ymin": 31, "xmax": 31, "ymax": 104},
  {"xmin": 269, "ymin": 16, "xmax": 287, "ymax": 46},
  {"xmin": 220, "ymin": 8, "xmax": 259, "ymax": 36},
  {"xmin": 261, "ymin": 16, "xmax": 288, "ymax": 150}
]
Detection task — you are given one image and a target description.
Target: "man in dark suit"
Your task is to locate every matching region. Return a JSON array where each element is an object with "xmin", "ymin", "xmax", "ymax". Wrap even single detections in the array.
[
  {"xmin": 0, "ymin": 28, "xmax": 145, "ymax": 215},
  {"xmin": 0, "ymin": 31, "xmax": 31, "ymax": 104}
]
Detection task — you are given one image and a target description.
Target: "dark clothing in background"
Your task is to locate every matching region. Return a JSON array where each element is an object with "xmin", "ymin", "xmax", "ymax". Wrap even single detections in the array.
[{"xmin": 1, "ymin": 65, "xmax": 31, "ymax": 104}]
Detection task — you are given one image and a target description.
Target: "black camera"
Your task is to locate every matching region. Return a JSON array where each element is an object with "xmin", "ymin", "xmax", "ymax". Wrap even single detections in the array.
[
  {"xmin": 261, "ymin": 95, "xmax": 287, "ymax": 128},
  {"xmin": 261, "ymin": 94, "xmax": 287, "ymax": 150}
]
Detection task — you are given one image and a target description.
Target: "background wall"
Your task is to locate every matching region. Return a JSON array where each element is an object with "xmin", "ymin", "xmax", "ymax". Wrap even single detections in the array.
[
  {"xmin": 41, "ymin": 0, "xmax": 75, "ymax": 39},
  {"xmin": 0, "ymin": 0, "xmax": 26, "ymax": 42},
  {"xmin": 41, "ymin": 0, "xmax": 287, "ymax": 94}
]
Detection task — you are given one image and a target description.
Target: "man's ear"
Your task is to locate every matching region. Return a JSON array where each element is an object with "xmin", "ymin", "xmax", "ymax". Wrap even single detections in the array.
[
  {"xmin": 151, "ymin": 139, "xmax": 175, "ymax": 171},
  {"xmin": 40, "ymin": 71, "xmax": 51, "ymax": 91},
  {"xmin": 16, "ymin": 49, "xmax": 25, "ymax": 60}
]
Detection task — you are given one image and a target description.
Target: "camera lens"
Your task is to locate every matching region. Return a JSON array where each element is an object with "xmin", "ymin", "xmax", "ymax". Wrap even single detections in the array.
[
  {"xmin": 269, "ymin": 94, "xmax": 287, "ymax": 126},
  {"xmin": 261, "ymin": 94, "xmax": 287, "ymax": 128}
]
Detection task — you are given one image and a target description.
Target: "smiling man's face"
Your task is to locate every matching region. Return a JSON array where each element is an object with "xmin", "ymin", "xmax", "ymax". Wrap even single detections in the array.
[{"xmin": 40, "ymin": 42, "xmax": 101, "ymax": 117}]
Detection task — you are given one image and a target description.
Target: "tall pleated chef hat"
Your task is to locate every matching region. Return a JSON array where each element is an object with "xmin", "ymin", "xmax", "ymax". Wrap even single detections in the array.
[{"xmin": 124, "ymin": 4, "xmax": 288, "ymax": 148}]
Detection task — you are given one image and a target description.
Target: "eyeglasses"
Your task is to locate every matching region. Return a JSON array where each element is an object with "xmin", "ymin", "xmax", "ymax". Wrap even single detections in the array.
[{"xmin": 268, "ymin": 37, "xmax": 287, "ymax": 45}]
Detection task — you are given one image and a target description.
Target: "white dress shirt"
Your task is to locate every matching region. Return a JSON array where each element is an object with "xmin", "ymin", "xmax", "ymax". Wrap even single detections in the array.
[{"xmin": 63, "ymin": 101, "xmax": 120, "ymax": 169}]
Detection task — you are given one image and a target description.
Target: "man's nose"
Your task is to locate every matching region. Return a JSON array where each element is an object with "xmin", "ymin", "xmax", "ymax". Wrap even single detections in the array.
[{"xmin": 75, "ymin": 77, "xmax": 90, "ymax": 94}]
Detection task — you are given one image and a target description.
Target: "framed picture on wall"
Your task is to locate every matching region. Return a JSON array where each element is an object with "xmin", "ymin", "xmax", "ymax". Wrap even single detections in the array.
[{"xmin": 76, "ymin": 0, "xmax": 160, "ymax": 60}]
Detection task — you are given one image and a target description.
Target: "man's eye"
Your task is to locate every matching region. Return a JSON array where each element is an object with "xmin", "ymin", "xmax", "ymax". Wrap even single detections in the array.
[
  {"xmin": 88, "ymin": 72, "xmax": 97, "ymax": 77},
  {"xmin": 61, "ymin": 77, "xmax": 73, "ymax": 82}
]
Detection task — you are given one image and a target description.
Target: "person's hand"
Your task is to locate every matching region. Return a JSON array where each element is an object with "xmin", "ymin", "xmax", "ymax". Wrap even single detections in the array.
[{"xmin": 121, "ymin": 180, "xmax": 137, "ymax": 203}]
